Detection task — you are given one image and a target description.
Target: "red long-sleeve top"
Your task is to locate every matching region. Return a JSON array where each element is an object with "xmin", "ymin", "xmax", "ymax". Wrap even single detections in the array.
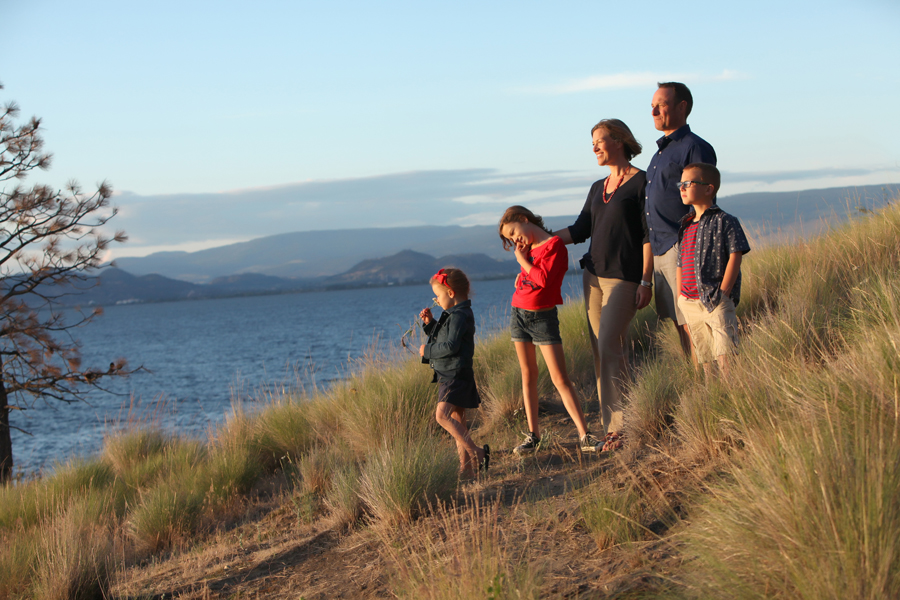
[{"xmin": 511, "ymin": 236, "xmax": 568, "ymax": 310}]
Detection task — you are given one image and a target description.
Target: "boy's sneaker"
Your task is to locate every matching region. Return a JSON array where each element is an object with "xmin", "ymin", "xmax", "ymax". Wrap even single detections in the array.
[
  {"xmin": 580, "ymin": 432, "xmax": 603, "ymax": 452},
  {"xmin": 513, "ymin": 432, "xmax": 540, "ymax": 455}
]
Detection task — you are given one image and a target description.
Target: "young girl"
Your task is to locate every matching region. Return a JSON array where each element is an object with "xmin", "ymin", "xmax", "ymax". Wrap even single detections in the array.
[
  {"xmin": 498, "ymin": 206, "xmax": 603, "ymax": 454},
  {"xmin": 419, "ymin": 268, "xmax": 489, "ymax": 477}
]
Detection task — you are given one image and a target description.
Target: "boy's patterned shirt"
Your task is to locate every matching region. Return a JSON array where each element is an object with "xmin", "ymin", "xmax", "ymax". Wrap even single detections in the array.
[{"xmin": 676, "ymin": 205, "xmax": 751, "ymax": 312}]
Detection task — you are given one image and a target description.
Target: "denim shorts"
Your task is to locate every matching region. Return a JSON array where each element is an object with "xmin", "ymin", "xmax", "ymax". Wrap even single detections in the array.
[{"xmin": 510, "ymin": 306, "xmax": 562, "ymax": 346}]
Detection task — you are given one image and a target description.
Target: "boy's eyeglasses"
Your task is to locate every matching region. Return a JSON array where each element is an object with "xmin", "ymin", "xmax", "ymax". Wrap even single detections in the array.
[{"xmin": 677, "ymin": 180, "xmax": 711, "ymax": 191}]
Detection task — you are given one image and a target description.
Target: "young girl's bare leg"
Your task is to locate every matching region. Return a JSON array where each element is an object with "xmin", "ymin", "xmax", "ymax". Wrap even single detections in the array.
[
  {"xmin": 435, "ymin": 402, "xmax": 484, "ymax": 475},
  {"xmin": 538, "ymin": 343, "xmax": 589, "ymax": 438},
  {"xmin": 514, "ymin": 341, "xmax": 541, "ymax": 437}
]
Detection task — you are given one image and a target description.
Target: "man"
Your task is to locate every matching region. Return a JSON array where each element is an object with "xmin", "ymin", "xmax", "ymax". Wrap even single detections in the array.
[{"xmin": 645, "ymin": 82, "xmax": 717, "ymax": 356}]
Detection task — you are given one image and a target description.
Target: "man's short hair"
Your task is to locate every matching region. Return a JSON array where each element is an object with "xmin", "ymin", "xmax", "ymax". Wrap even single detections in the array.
[
  {"xmin": 657, "ymin": 82, "xmax": 694, "ymax": 118},
  {"xmin": 683, "ymin": 162, "xmax": 720, "ymax": 196}
]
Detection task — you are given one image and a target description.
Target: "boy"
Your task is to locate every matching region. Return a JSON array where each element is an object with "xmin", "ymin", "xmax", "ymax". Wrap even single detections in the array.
[{"xmin": 675, "ymin": 163, "xmax": 750, "ymax": 377}]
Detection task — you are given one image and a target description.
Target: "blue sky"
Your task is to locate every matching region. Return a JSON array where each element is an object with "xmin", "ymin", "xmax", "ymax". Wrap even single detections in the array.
[{"xmin": 2, "ymin": 0, "xmax": 898, "ymax": 257}]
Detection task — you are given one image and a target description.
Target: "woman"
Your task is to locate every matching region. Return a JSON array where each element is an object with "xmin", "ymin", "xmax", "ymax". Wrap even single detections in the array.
[{"xmin": 554, "ymin": 119, "xmax": 652, "ymax": 452}]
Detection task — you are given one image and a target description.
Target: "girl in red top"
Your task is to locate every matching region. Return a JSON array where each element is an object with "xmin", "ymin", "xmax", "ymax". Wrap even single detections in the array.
[{"xmin": 498, "ymin": 206, "xmax": 603, "ymax": 454}]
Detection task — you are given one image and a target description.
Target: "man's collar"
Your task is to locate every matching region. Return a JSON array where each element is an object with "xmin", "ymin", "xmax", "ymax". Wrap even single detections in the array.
[{"xmin": 656, "ymin": 124, "xmax": 692, "ymax": 148}]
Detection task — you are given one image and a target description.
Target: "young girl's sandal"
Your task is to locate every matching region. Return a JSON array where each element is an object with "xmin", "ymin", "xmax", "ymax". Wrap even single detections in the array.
[
  {"xmin": 480, "ymin": 444, "xmax": 491, "ymax": 472},
  {"xmin": 601, "ymin": 432, "xmax": 623, "ymax": 452}
]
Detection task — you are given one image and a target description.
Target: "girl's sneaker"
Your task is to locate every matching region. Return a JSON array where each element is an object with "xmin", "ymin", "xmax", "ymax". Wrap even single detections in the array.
[
  {"xmin": 579, "ymin": 432, "xmax": 603, "ymax": 452},
  {"xmin": 513, "ymin": 432, "xmax": 540, "ymax": 455}
]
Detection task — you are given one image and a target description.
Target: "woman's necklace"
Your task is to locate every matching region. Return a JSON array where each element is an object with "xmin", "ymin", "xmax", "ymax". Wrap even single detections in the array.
[{"xmin": 603, "ymin": 166, "xmax": 629, "ymax": 203}]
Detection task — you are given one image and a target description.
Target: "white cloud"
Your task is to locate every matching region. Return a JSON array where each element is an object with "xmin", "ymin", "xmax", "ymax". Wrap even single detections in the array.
[
  {"xmin": 530, "ymin": 69, "xmax": 749, "ymax": 94},
  {"xmin": 112, "ymin": 237, "xmax": 254, "ymax": 259}
]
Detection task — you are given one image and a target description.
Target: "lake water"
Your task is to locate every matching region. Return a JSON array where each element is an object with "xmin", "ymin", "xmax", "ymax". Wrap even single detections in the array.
[{"xmin": 10, "ymin": 276, "xmax": 583, "ymax": 475}]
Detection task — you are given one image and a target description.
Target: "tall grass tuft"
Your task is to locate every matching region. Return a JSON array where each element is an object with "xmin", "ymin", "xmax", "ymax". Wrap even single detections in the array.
[
  {"xmin": 325, "ymin": 460, "xmax": 363, "ymax": 527},
  {"xmin": 672, "ymin": 203, "xmax": 900, "ymax": 597},
  {"xmin": 382, "ymin": 498, "xmax": 542, "ymax": 599},
  {"xmin": 31, "ymin": 495, "xmax": 115, "ymax": 600},
  {"xmin": 625, "ymin": 352, "xmax": 685, "ymax": 446},
  {"xmin": 251, "ymin": 397, "xmax": 314, "ymax": 469},
  {"xmin": 103, "ymin": 428, "xmax": 170, "ymax": 475},
  {"xmin": 360, "ymin": 433, "xmax": 458, "ymax": 527},
  {"xmin": 579, "ymin": 482, "xmax": 646, "ymax": 550},
  {"xmin": 684, "ymin": 389, "xmax": 900, "ymax": 599},
  {"xmin": 128, "ymin": 483, "xmax": 206, "ymax": 555},
  {"xmin": 0, "ymin": 458, "xmax": 118, "ymax": 533},
  {"xmin": 332, "ymin": 353, "xmax": 438, "ymax": 457}
]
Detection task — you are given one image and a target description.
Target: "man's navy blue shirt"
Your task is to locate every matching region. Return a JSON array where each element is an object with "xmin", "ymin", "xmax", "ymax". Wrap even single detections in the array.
[{"xmin": 645, "ymin": 124, "xmax": 717, "ymax": 256}]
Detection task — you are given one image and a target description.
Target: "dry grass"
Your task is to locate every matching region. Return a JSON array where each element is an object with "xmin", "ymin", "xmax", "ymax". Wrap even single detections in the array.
[{"xmin": 380, "ymin": 497, "xmax": 543, "ymax": 600}]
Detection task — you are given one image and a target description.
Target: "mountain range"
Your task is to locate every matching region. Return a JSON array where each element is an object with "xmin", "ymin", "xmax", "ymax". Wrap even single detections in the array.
[
  {"xmin": 66, "ymin": 250, "xmax": 522, "ymax": 306},
  {"xmin": 113, "ymin": 184, "xmax": 897, "ymax": 285},
  {"xmin": 55, "ymin": 182, "xmax": 897, "ymax": 305}
]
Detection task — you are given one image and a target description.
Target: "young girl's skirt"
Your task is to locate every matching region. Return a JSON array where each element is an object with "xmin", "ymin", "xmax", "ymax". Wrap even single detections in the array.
[{"xmin": 438, "ymin": 374, "xmax": 481, "ymax": 409}]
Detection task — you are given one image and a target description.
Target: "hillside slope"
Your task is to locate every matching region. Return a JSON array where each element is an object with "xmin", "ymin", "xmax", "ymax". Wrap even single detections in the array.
[{"xmin": 3, "ymin": 197, "xmax": 899, "ymax": 599}]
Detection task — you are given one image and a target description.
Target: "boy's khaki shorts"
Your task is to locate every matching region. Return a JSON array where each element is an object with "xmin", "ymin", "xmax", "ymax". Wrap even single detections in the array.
[{"xmin": 677, "ymin": 295, "xmax": 739, "ymax": 363}]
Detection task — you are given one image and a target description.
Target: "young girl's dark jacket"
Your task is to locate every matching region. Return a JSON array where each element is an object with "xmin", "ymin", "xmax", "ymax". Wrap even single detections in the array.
[{"xmin": 421, "ymin": 300, "xmax": 476, "ymax": 382}]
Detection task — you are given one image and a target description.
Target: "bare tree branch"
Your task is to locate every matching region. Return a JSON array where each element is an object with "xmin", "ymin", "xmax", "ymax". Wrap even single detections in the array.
[{"xmin": 0, "ymin": 83, "xmax": 132, "ymax": 481}]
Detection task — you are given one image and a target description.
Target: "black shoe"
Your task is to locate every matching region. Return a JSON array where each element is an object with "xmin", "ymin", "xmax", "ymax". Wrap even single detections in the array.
[
  {"xmin": 513, "ymin": 432, "xmax": 540, "ymax": 455},
  {"xmin": 480, "ymin": 444, "xmax": 491, "ymax": 472}
]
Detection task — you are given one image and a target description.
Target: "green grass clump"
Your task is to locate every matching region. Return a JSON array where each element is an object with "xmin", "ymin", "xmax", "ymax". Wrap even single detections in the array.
[
  {"xmin": 103, "ymin": 428, "xmax": 169, "ymax": 475},
  {"xmin": 360, "ymin": 433, "xmax": 459, "ymax": 527},
  {"xmin": 128, "ymin": 483, "xmax": 206, "ymax": 555},
  {"xmin": 251, "ymin": 397, "xmax": 314, "ymax": 468},
  {"xmin": 580, "ymin": 483, "xmax": 646, "ymax": 550},
  {"xmin": 325, "ymin": 461, "xmax": 363, "ymax": 527}
]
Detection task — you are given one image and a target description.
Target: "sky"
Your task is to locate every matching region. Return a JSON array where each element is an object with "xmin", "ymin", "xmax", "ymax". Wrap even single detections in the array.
[{"xmin": 1, "ymin": 0, "xmax": 898, "ymax": 258}]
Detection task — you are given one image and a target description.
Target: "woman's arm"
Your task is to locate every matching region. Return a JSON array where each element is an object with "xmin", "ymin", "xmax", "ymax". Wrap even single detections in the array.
[
  {"xmin": 635, "ymin": 242, "xmax": 653, "ymax": 309},
  {"xmin": 552, "ymin": 228, "xmax": 574, "ymax": 245}
]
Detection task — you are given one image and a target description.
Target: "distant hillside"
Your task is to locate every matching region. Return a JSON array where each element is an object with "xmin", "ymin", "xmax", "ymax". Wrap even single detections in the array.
[
  {"xmin": 323, "ymin": 250, "xmax": 519, "ymax": 287},
  {"xmin": 112, "ymin": 216, "xmax": 590, "ymax": 283},
  {"xmin": 112, "ymin": 183, "xmax": 897, "ymax": 283},
  {"xmin": 60, "ymin": 251, "xmax": 519, "ymax": 305}
]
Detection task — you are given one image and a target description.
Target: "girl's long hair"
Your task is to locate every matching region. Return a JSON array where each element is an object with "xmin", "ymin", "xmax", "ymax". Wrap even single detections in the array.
[{"xmin": 498, "ymin": 205, "xmax": 551, "ymax": 251}]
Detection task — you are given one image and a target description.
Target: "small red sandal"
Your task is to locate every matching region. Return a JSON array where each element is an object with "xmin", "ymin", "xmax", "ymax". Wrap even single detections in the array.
[{"xmin": 601, "ymin": 431, "xmax": 624, "ymax": 452}]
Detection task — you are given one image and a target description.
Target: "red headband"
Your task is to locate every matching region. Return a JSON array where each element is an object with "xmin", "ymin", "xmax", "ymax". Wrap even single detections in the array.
[{"xmin": 432, "ymin": 268, "xmax": 449, "ymax": 288}]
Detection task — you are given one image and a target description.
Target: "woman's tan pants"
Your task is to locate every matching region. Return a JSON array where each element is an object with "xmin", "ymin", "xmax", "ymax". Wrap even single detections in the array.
[{"xmin": 582, "ymin": 270, "xmax": 638, "ymax": 434}]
